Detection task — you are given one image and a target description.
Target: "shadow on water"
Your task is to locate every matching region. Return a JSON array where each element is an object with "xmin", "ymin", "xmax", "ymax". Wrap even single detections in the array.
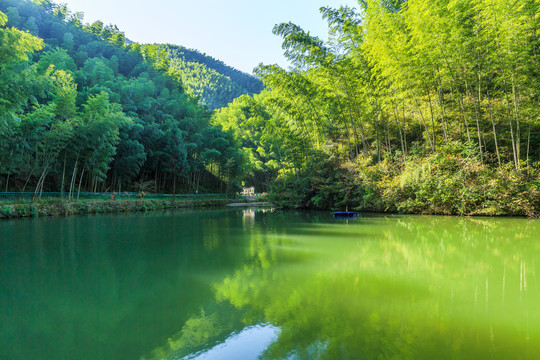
[{"xmin": 2, "ymin": 210, "xmax": 540, "ymax": 359}]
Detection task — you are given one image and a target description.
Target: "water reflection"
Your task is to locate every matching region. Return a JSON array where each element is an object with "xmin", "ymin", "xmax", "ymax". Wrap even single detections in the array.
[
  {"xmin": 0, "ymin": 210, "xmax": 249, "ymax": 360},
  {"xmin": 180, "ymin": 325, "xmax": 280, "ymax": 360},
  {"xmin": 147, "ymin": 214, "xmax": 540, "ymax": 360},
  {"xmin": 2, "ymin": 211, "xmax": 540, "ymax": 359}
]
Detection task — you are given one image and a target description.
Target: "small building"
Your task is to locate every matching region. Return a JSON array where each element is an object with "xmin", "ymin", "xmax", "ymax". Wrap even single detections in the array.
[{"xmin": 242, "ymin": 186, "xmax": 255, "ymax": 196}]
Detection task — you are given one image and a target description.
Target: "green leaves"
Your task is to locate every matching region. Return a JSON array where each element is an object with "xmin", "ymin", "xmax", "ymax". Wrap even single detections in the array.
[
  {"xmin": 273, "ymin": 22, "xmax": 330, "ymax": 68},
  {"xmin": 0, "ymin": 11, "xmax": 7, "ymax": 26},
  {"xmin": 0, "ymin": 15, "xmax": 43, "ymax": 63}
]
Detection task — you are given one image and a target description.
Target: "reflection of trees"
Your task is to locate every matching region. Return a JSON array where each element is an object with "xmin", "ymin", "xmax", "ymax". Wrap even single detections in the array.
[
  {"xmin": 142, "ymin": 302, "xmax": 247, "ymax": 360},
  {"xmin": 143, "ymin": 210, "xmax": 321, "ymax": 360},
  {"xmin": 141, "ymin": 213, "xmax": 540, "ymax": 359},
  {"xmin": 210, "ymin": 215, "xmax": 540, "ymax": 359},
  {"xmin": 0, "ymin": 209, "xmax": 251, "ymax": 360}
]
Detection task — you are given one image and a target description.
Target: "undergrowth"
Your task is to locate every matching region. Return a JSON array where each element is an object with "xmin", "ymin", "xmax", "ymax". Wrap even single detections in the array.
[{"xmin": 269, "ymin": 142, "xmax": 540, "ymax": 217}]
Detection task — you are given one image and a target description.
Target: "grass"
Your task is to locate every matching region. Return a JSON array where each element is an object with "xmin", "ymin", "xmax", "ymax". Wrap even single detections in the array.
[{"xmin": 0, "ymin": 198, "xmax": 232, "ymax": 220}]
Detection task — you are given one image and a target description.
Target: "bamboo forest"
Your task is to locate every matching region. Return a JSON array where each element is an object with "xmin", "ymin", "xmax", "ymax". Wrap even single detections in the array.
[{"xmin": 217, "ymin": 0, "xmax": 540, "ymax": 216}]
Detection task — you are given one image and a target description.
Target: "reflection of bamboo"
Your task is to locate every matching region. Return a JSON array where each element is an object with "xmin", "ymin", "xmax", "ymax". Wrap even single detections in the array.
[
  {"xmin": 490, "ymin": 325, "xmax": 495, "ymax": 351},
  {"xmin": 520, "ymin": 260, "xmax": 524, "ymax": 292},
  {"xmin": 520, "ymin": 259, "xmax": 524, "ymax": 306},
  {"xmin": 485, "ymin": 277, "xmax": 489, "ymax": 313},
  {"xmin": 524, "ymin": 261, "xmax": 527, "ymax": 291},
  {"xmin": 502, "ymin": 266, "xmax": 506, "ymax": 310}
]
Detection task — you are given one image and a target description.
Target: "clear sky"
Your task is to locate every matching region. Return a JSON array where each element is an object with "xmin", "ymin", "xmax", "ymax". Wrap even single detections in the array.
[{"xmin": 58, "ymin": 0, "xmax": 360, "ymax": 74}]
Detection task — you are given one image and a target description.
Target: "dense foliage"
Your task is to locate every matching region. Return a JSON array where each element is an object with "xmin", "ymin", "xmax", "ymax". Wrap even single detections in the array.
[
  {"xmin": 215, "ymin": 0, "xmax": 540, "ymax": 216},
  {"xmin": 2, "ymin": 0, "xmax": 538, "ymax": 215},
  {"xmin": 0, "ymin": 0, "xmax": 246, "ymax": 198},
  {"xmin": 160, "ymin": 44, "xmax": 264, "ymax": 110}
]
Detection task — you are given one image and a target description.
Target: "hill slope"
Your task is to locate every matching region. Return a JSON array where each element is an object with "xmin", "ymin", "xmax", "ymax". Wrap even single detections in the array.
[{"xmin": 159, "ymin": 44, "xmax": 264, "ymax": 110}]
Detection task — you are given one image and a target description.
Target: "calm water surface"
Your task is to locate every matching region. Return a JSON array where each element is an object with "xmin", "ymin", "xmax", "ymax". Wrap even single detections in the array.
[{"xmin": 1, "ymin": 209, "xmax": 540, "ymax": 359}]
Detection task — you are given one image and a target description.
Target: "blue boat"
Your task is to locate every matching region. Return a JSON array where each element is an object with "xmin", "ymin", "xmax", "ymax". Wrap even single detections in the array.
[{"xmin": 333, "ymin": 211, "xmax": 359, "ymax": 220}]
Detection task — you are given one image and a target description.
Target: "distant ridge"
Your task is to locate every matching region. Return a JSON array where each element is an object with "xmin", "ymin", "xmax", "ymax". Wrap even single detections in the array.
[{"xmin": 157, "ymin": 44, "xmax": 264, "ymax": 110}]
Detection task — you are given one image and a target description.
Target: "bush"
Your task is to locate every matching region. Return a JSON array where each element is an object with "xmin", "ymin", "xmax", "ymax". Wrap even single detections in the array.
[
  {"xmin": 18, "ymin": 204, "xmax": 38, "ymax": 217},
  {"xmin": 268, "ymin": 141, "xmax": 540, "ymax": 217},
  {"xmin": 0, "ymin": 206, "xmax": 13, "ymax": 218}
]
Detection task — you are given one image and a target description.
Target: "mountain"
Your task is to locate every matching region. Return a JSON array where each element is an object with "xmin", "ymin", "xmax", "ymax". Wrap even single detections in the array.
[{"xmin": 158, "ymin": 44, "xmax": 264, "ymax": 110}]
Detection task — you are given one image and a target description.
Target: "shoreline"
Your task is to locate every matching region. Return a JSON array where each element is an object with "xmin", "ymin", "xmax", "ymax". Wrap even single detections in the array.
[
  {"xmin": 0, "ymin": 199, "xmax": 233, "ymax": 220},
  {"xmin": 2, "ymin": 198, "xmax": 535, "ymax": 220},
  {"xmin": 226, "ymin": 202, "xmax": 272, "ymax": 207}
]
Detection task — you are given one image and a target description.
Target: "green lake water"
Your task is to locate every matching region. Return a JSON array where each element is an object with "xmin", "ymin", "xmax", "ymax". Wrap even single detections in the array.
[{"xmin": 1, "ymin": 208, "xmax": 540, "ymax": 359}]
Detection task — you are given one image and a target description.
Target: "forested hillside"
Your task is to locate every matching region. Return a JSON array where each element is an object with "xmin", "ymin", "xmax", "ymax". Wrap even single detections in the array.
[
  {"xmin": 157, "ymin": 44, "xmax": 264, "ymax": 110},
  {"xmin": 214, "ymin": 0, "xmax": 540, "ymax": 216},
  {"xmin": 0, "ymin": 0, "xmax": 245, "ymax": 198},
  {"xmin": 2, "ymin": 0, "xmax": 539, "ymax": 216}
]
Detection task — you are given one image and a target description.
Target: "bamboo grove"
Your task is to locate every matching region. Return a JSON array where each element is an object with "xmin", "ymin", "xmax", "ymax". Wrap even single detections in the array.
[{"xmin": 215, "ymin": 0, "xmax": 540, "ymax": 215}]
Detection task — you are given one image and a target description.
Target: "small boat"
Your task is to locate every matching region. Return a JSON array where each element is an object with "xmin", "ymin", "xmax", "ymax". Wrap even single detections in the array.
[{"xmin": 333, "ymin": 211, "xmax": 359, "ymax": 220}]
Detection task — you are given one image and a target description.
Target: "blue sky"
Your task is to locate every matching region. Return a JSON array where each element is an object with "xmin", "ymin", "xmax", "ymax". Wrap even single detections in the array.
[{"xmin": 59, "ymin": 0, "xmax": 360, "ymax": 73}]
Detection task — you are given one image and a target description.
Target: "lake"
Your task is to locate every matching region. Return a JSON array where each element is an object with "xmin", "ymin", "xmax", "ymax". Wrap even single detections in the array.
[{"xmin": 1, "ymin": 208, "xmax": 539, "ymax": 359}]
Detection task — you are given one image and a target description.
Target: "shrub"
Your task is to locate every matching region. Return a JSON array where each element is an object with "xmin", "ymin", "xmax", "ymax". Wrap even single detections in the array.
[
  {"xmin": 268, "ymin": 141, "xmax": 540, "ymax": 217},
  {"xmin": 0, "ymin": 206, "xmax": 13, "ymax": 218}
]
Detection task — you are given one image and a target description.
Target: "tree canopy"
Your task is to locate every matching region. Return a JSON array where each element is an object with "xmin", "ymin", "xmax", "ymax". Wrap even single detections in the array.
[{"xmin": 0, "ymin": 0, "xmax": 249, "ymax": 196}]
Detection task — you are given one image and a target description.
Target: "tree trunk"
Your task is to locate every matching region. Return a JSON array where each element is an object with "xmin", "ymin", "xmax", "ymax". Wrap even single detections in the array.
[
  {"xmin": 437, "ymin": 86, "xmax": 448, "ymax": 141},
  {"xmin": 511, "ymin": 78, "xmax": 521, "ymax": 161},
  {"xmin": 526, "ymin": 126, "xmax": 531, "ymax": 177},
  {"xmin": 331, "ymin": 84, "xmax": 355, "ymax": 158},
  {"xmin": 402, "ymin": 104, "xmax": 407, "ymax": 153},
  {"xmin": 426, "ymin": 88, "xmax": 437, "ymax": 148},
  {"xmin": 487, "ymin": 92, "xmax": 501, "ymax": 166},
  {"xmin": 69, "ymin": 154, "xmax": 79, "ymax": 200},
  {"xmin": 173, "ymin": 171, "xmax": 176, "ymax": 200},
  {"xmin": 61, "ymin": 153, "xmax": 67, "ymax": 198},
  {"xmin": 77, "ymin": 166, "xmax": 85, "ymax": 201},
  {"xmin": 435, "ymin": 70, "xmax": 448, "ymax": 141},
  {"xmin": 20, "ymin": 169, "xmax": 35, "ymax": 200},
  {"xmin": 393, "ymin": 101, "xmax": 405, "ymax": 154},
  {"xmin": 472, "ymin": 97, "xmax": 483, "ymax": 162},
  {"xmin": 89, "ymin": 174, "xmax": 95, "ymax": 195},
  {"xmin": 226, "ymin": 167, "xmax": 230, "ymax": 199},
  {"xmin": 34, "ymin": 163, "xmax": 50, "ymax": 201},
  {"xmin": 375, "ymin": 117, "xmax": 381, "ymax": 162},
  {"xmin": 39, "ymin": 175, "xmax": 45, "ymax": 200},
  {"xmin": 504, "ymin": 91, "xmax": 519, "ymax": 170},
  {"xmin": 413, "ymin": 97, "xmax": 434, "ymax": 151},
  {"xmin": 457, "ymin": 94, "xmax": 471, "ymax": 143},
  {"xmin": 5, "ymin": 149, "xmax": 13, "ymax": 192},
  {"xmin": 155, "ymin": 168, "xmax": 159, "ymax": 193}
]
